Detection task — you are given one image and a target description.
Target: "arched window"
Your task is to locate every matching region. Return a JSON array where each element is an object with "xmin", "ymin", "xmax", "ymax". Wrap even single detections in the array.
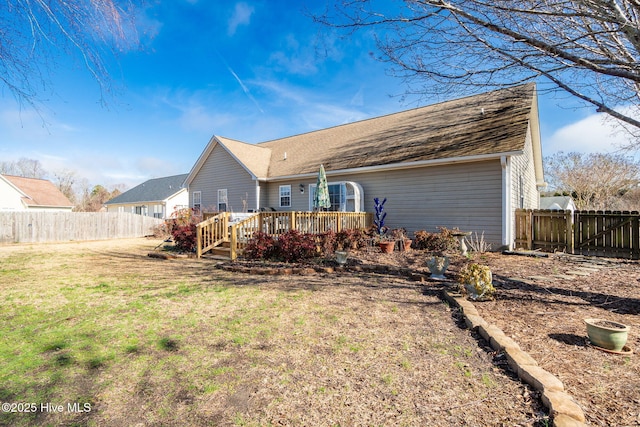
[{"xmin": 308, "ymin": 181, "xmax": 364, "ymax": 212}]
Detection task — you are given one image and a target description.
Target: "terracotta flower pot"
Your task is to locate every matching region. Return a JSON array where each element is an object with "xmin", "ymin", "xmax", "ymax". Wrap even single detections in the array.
[
  {"xmin": 403, "ymin": 239, "xmax": 412, "ymax": 251},
  {"xmin": 379, "ymin": 241, "xmax": 395, "ymax": 253}
]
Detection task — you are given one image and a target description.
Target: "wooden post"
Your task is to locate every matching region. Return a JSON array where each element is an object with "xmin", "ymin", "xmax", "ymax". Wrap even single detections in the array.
[
  {"xmin": 526, "ymin": 210, "xmax": 533, "ymax": 250},
  {"xmin": 230, "ymin": 223, "xmax": 237, "ymax": 260},
  {"xmin": 196, "ymin": 223, "xmax": 203, "ymax": 258},
  {"xmin": 290, "ymin": 211, "xmax": 296, "ymax": 232},
  {"xmin": 566, "ymin": 210, "xmax": 574, "ymax": 254}
]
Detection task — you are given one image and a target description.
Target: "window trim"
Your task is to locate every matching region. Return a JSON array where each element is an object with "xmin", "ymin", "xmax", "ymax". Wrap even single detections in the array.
[
  {"xmin": 217, "ymin": 189, "xmax": 228, "ymax": 212},
  {"xmin": 192, "ymin": 191, "xmax": 202, "ymax": 213},
  {"xmin": 279, "ymin": 185, "xmax": 292, "ymax": 207}
]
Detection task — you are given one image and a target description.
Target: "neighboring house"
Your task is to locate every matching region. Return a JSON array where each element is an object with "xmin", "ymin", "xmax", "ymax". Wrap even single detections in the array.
[
  {"xmin": 539, "ymin": 196, "xmax": 577, "ymax": 212},
  {"xmin": 0, "ymin": 174, "xmax": 74, "ymax": 211},
  {"xmin": 185, "ymin": 84, "xmax": 545, "ymax": 249},
  {"xmin": 104, "ymin": 174, "xmax": 189, "ymax": 219}
]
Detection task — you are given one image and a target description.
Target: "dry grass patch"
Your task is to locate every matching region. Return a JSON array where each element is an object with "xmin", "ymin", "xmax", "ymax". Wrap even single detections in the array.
[{"xmin": 0, "ymin": 239, "xmax": 546, "ymax": 426}]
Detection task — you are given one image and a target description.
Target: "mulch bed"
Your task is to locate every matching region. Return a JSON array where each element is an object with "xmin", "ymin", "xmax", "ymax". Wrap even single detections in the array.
[{"xmin": 220, "ymin": 249, "xmax": 640, "ymax": 426}]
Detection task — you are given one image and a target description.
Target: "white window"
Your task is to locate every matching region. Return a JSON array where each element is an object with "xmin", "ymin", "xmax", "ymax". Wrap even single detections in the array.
[
  {"xmin": 309, "ymin": 181, "xmax": 364, "ymax": 212},
  {"xmin": 218, "ymin": 189, "xmax": 228, "ymax": 212},
  {"xmin": 192, "ymin": 191, "xmax": 201, "ymax": 213},
  {"xmin": 279, "ymin": 185, "xmax": 291, "ymax": 207},
  {"xmin": 153, "ymin": 204, "xmax": 164, "ymax": 219}
]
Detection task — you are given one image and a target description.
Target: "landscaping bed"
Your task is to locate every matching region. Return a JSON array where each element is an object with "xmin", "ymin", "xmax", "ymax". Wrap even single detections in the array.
[{"xmin": 346, "ymin": 249, "xmax": 640, "ymax": 426}]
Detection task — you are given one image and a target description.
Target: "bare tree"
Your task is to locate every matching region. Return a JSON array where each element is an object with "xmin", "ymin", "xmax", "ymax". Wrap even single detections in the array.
[
  {"xmin": 316, "ymin": 1, "xmax": 640, "ymax": 139},
  {"xmin": 52, "ymin": 169, "xmax": 77, "ymax": 203},
  {"xmin": 0, "ymin": 158, "xmax": 46, "ymax": 178},
  {"xmin": 0, "ymin": 0, "xmax": 140, "ymax": 107},
  {"xmin": 545, "ymin": 152, "xmax": 640, "ymax": 210}
]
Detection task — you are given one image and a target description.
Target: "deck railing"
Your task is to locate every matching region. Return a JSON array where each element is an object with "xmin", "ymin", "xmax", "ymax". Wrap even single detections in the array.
[
  {"xmin": 195, "ymin": 212, "xmax": 229, "ymax": 258},
  {"xmin": 197, "ymin": 211, "xmax": 372, "ymax": 259}
]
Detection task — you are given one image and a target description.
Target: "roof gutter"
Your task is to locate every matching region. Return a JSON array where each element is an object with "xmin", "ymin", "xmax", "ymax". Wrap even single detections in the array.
[{"xmin": 263, "ymin": 150, "xmax": 523, "ymax": 182}]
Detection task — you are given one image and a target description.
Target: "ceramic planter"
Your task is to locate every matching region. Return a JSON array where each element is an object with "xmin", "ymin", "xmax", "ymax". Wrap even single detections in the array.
[
  {"xmin": 379, "ymin": 241, "xmax": 395, "ymax": 253},
  {"xmin": 403, "ymin": 239, "xmax": 412, "ymax": 251},
  {"xmin": 335, "ymin": 250, "xmax": 348, "ymax": 266},
  {"xmin": 584, "ymin": 318, "xmax": 630, "ymax": 352},
  {"xmin": 426, "ymin": 256, "xmax": 449, "ymax": 279}
]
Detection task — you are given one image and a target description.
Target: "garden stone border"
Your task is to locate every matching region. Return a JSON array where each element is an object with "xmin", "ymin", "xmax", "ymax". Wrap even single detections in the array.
[{"xmin": 442, "ymin": 289, "xmax": 586, "ymax": 427}]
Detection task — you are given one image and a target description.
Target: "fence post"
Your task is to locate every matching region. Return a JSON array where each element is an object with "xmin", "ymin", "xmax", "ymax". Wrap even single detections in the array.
[
  {"xmin": 526, "ymin": 209, "xmax": 533, "ymax": 250},
  {"xmin": 566, "ymin": 210, "xmax": 574, "ymax": 254}
]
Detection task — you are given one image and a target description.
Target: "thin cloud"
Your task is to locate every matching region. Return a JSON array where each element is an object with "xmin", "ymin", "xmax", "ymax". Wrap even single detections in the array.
[
  {"xmin": 545, "ymin": 112, "xmax": 637, "ymax": 155},
  {"xmin": 227, "ymin": 2, "xmax": 255, "ymax": 36}
]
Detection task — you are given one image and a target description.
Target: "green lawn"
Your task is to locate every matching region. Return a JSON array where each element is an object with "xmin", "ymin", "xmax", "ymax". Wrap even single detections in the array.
[{"xmin": 0, "ymin": 239, "xmax": 544, "ymax": 426}]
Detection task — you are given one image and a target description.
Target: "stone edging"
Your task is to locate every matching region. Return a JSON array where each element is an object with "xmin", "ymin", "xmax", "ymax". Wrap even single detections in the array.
[{"xmin": 441, "ymin": 290, "xmax": 587, "ymax": 427}]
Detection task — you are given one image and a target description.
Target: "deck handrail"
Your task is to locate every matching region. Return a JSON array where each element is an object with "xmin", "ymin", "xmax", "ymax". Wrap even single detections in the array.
[
  {"xmin": 199, "ymin": 211, "xmax": 372, "ymax": 259},
  {"xmin": 195, "ymin": 212, "xmax": 229, "ymax": 258}
]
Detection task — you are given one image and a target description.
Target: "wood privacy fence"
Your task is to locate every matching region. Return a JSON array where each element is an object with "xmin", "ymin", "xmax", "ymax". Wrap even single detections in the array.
[
  {"xmin": 515, "ymin": 209, "xmax": 640, "ymax": 259},
  {"xmin": 0, "ymin": 212, "xmax": 164, "ymax": 244}
]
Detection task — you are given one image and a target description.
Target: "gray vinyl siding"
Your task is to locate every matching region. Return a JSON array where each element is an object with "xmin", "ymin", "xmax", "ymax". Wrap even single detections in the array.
[
  {"xmin": 267, "ymin": 160, "xmax": 503, "ymax": 246},
  {"xmin": 510, "ymin": 125, "xmax": 540, "ymax": 247},
  {"xmin": 189, "ymin": 145, "xmax": 256, "ymax": 212}
]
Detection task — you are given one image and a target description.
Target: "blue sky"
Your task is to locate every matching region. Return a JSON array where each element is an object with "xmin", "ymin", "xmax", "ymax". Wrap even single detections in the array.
[{"xmin": 0, "ymin": 1, "xmax": 634, "ymax": 189}]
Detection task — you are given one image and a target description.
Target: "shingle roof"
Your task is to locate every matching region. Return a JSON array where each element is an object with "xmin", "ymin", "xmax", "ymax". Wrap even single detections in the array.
[
  {"xmin": 186, "ymin": 84, "xmax": 540, "ymax": 185},
  {"xmin": 2, "ymin": 175, "xmax": 74, "ymax": 208},
  {"xmin": 257, "ymin": 84, "xmax": 536, "ymax": 177},
  {"xmin": 105, "ymin": 174, "xmax": 188, "ymax": 205}
]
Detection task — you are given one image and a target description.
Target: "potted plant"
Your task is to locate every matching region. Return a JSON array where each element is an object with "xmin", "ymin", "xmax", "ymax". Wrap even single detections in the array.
[
  {"xmin": 458, "ymin": 263, "xmax": 494, "ymax": 300},
  {"xmin": 426, "ymin": 255, "xmax": 449, "ymax": 279},
  {"xmin": 373, "ymin": 197, "xmax": 394, "ymax": 253},
  {"xmin": 390, "ymin": 228, "xmax": 412, "ymax": 251},
  {"xmin": 584, "ymin": 318, "xmax": 630, "ymax": 353}
]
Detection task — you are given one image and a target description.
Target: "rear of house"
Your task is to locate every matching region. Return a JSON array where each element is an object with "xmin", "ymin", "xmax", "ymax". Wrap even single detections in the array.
[{"xmin": 185, "ymin": 84, "xmax": 545, "ymax": 250}]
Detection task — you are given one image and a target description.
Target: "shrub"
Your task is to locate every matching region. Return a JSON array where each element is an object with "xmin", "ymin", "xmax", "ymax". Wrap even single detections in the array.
[
  {"xmin": 317, "ymin": 230, "xmax": 337, "ymax": 256},
  {"xmin": 244, "ymin": 232, "xmax": 277, "ymax": 260},
  {"xmin": 166, "ymin": 207, "xmax": 202, "ymax": 252},
  {"xmin": 335, "ymin": 228, "xmax": 366, "ymax": 250},
  {"xmin": 412, "ymin": 226, "xmax": 459, "ymax": 253},
  {"xmin": 171, "ymin": 223, "xmax": 197, "ymax": 252},
  {"xmin": 276, "ymin": 230, "xmax": 317, "ymax": 263}
]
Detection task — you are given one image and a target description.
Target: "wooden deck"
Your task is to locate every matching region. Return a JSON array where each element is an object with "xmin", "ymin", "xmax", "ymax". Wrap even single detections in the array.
[{"xmin": 196, "ymin": 211, "xmax": 372, "ymax": 259}]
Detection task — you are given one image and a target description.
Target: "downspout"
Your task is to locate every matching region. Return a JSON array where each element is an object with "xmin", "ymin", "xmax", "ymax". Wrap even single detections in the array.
[
  {"xmin": 501, "ymin": 156, "xmax": 513, "ymax": 250},
  {"xmin": 255, "ymin": 180, "xmax": 261, "ymax": 212}
]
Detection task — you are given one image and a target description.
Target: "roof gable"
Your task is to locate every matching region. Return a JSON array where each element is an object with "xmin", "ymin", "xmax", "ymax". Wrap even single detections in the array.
[
  {"xmin": 1, "ymin": 174, "xmax": 73, "ymax": 208},
  {"xmin": 106, "ymin": 174, "xmax": 188, "ymax": 205}
]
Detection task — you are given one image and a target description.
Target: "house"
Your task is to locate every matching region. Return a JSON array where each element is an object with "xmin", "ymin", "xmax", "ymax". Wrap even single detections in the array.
[
  {"xmin": 539, "ymin": 195, "xmax": 576, "ymax": 212},
  {"xmin": 185, "ymin": 84, "xmax": 545, "ymax": 250},
  {"xmin": 104, "ymin": 174, "xmax": 189, "ymax": 219},
  {"xmin": 0, "ymin": 174, "xmax": 74, "ymax": 211}
]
